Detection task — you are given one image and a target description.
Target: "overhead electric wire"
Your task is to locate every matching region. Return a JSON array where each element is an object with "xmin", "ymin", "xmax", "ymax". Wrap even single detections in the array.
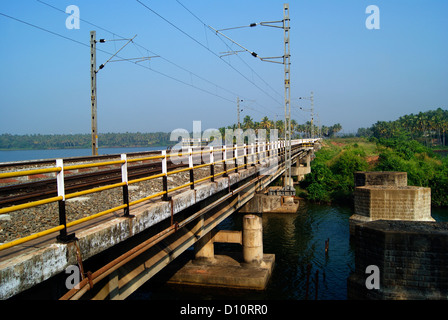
[
  {"xmin": 5, "ymin": 2, "xmax": 280, "ymax": 119},
  {"xmin": 36, "ymin": 0, "xmax": 121, "ymax": 38},
  {"xmin": 0, "ymin": 11, "xmax": 89, "ymax": 49},
  {"xmin": 35, "ymin": 0, "xmax": 247, "ymax": 104},
  {"xmin": 175, "ymin": 0, "xmax": 284, "ymax": 107},
  {"xmin": 36, "ymin": 0, "xmax": 280, "ymax": 116},
  {"xmin": 137, "ymin": 0, "xmax": 283, "ymax": 113},
  {"xmin": 0, "ymin": 10, "xmax": 237, "ymax": 105}
]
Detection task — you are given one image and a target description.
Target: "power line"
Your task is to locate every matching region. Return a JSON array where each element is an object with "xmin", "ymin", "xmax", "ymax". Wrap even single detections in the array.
[
  {"xmin": 136, "ymin": 0, "xmax": 283, "ymax": 112},
  {"xmin": 35, "ymin": 0, "xmax": 247, "ymax": 104},
  {"xmin": 36, "ymin": 0, "xmax": 280, "ymax": 116},
  {"xmin": 175, "ymin": 0, "xmax": 284, "ymax": 106},
  {"xmin": 0, "ymin": 11, "xmax": 89, "ymax": 49},
  {"xmin": 0, "ymin": 10, "xmax": 237, "ymax": 105},
  {"xmin": 4, "ymin": 3, "xmax": 279, "ymax": 121},
  {"xmin": 36, "ymin": 0, "xmax": 121, "ymax": 38}
]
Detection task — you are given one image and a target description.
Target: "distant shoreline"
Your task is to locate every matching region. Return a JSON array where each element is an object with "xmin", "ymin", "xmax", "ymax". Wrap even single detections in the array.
[
  {"xmin": 0, "ymin": 144, "xmax": 169, "ymax": 151},
  {"xmin": 0, "ymin": 132, "xmax": 174, "ymax": 151}
]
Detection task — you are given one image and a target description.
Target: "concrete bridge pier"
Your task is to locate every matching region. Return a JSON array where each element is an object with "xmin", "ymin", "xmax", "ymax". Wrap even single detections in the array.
[
  {"xmin": 167, "ymin": 213, "xmax": 274, "ymax": 290},
  {"xmin": 291, "ymin": 151, "xmax": 312, "ymax": 182},
  {"xmin": 194, "ymin": 230, "xmax": 215, "ymax": 264},
  {"xmin": 242, "ymin": 214, "xmax": 263, "ymax": 265},
  {"xmin": 347, "ymin": 171, "xmax": 448, "ymax": 300},
  {"xmin": 349, "ymin": 171, "xmax": 434, "ymax": 235}
]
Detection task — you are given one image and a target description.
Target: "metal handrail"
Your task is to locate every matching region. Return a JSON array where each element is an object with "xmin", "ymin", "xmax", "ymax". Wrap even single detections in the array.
[{"xmin": 0, "ymin": 139, "xmax": 315, "ymax": 251}]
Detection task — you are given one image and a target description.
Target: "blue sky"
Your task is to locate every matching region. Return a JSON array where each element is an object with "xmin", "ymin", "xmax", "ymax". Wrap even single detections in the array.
[{"xmin": 0, "ymin": 0, "xmax": 447, "ymax": 135}]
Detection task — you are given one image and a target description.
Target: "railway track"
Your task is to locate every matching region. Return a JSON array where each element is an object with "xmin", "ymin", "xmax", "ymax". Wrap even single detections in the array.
[
  {"xmin": 0, "ymin": 149, "xmax": 194, "ymax": 208},
  {"xmin": 0, "ymin": 143, "xmax": 308, "ymax": 210}
]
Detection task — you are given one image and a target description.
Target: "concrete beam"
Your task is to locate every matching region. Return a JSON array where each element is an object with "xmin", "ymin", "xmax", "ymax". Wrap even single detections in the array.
[{"xmin": 0, "ymin": 151, "xmax": 295, "ymax": 299}]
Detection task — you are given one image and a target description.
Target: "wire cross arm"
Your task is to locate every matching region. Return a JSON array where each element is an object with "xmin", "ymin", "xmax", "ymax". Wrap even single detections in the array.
[
  {"xmin": 97, "ymin": 34, "xmax": 137, "ymax": 72},
  {"xmin": 216, "ymin": 20, "xmax": 285, "ymax": 31},
  {"xmin": 219, "ymin": 50, "xmax": 245, "ymax": 58},
  {"xmin": 216, "ymin": 23, "xmax": 258, "ymax": 32},
  {"xmin": 109, "ymin": 56, "xmax": 160, "ymax": 64},
  {"xmin": 208, "ymin": 25, "xmax": 260, "ymax": 58},
  {"xmin": 259, "ymin": 56, "xmax": 286, "ymax": 64},
  {"xmin": 259, "ymin": 20, "xmax": 285, "ymax": 28}
]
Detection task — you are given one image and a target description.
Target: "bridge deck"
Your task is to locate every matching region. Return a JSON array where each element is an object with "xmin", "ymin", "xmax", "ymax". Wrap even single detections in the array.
[{"xmin": 0, "ymin": 140, "xmax": 318, "ymax": 299}]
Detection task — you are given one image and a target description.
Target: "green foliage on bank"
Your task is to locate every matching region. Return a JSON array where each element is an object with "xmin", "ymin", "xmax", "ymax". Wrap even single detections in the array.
[
  {"xmin": 299, "ymin": 136, "xmax": 448, "ymax": 207},
  {"xmin": 299, "ymin": 139, "xmax": 370, "ymax": 204},
  {"xmin": 357, "ymin": 108, "xmax": 448, "ymax": 148},
  {"xmin": 0, "ymin": 132, "xmax": 173, "ymax": 150}
]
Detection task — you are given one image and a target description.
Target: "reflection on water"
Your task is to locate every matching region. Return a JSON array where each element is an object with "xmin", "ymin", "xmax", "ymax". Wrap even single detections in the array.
[
  {"xmin": 129, "ymin": 201, "xmax": 357, "ymax": 300},
  {"xmin": 129, "ymin": 202, "xmax": 448, "ymax": 300},
  {"xmin": 261, "ymin": 202, "xmax": 355, "ymax": 300}
]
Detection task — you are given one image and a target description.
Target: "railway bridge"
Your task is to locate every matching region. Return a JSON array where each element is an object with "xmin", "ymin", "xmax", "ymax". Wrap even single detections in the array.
[{"xmin": 0, "ymin": 139, "xmax": 319, "ymax": 300}]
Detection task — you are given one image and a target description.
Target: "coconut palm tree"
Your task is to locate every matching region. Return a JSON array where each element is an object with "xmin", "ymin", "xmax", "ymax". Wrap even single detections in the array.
[
  {"xmin": 260, "ymin": 116, "xmax": 272, "ymax": 130},
  {"xmin": 243, "ymin": 115, "xmax": 253, "ymax": 130}
]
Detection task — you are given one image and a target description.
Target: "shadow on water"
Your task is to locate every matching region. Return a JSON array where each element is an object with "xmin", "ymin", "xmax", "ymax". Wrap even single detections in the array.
[
  {"xmin": 128, "ymin": 200, "xmax": 356, "ymax": 300},
  {"xmin": 128, "ymin": 202, "xmax": 448, "ymax": 300}
]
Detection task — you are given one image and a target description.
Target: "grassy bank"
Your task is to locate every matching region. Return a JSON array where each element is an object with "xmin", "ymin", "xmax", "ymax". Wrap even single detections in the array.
[{"xmin": 299, "ymin": 137, "xmax": 448, "ymax": 207}]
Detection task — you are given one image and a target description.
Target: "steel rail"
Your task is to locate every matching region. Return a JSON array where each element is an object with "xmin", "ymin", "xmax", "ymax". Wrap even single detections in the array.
[
  {"xmin": 0, "ymin": 141, "xmax": 315, "ymax": 252},
  {"xmin": 60, "ymin": 173, "xmax": 262, "ymax": 300}
]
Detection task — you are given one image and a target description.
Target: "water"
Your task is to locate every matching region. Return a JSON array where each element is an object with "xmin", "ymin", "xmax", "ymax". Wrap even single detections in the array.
[
  {"xmin": 128, "ymin": 202, "xmax": 448, "ymax": 301},
  {"xmin": 0, "ymin": 146, "xmax": 165, "ymax": 163},
  {"xmin": 2, "ymin": 147, "xmax": 447, "ymax": 300},
  {"xmin": 128, "ymin": 203, "xmax": 354, "ymax": 300}
]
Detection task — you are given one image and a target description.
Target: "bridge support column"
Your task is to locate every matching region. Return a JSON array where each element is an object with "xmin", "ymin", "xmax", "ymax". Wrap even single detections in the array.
[
  {"xmin": 194, "ymin": 231, "xmax": 215, "ymax": 264},
  {"xmin": 167, "ymin": 213, "xmax": 274, "ymax": 290},
  {"xmin": 349, "ymin": 171, "xmax": 434, "ymax": 236},
  {"xmin": 242, "ymin": 214, "xmax": 263, "ymax": 265},
  {"xmin": 291, "ymin": 151, "xmax": 311, "ymax": 182},
  {"xmin": 240, "ymin": 188, "xmax": 299, "ymax": 214}
]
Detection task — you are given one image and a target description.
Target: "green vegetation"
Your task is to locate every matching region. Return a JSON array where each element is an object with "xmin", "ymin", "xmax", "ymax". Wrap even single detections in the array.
[
  {"xmin": 357, "ymin": 108, "xmax": 448, "ymax": 149},
  {"xmin": 299, "ymin": 138, "xmax": 373, "ymax": 204},
  {"xmin": 300, "ymin": 108, "xmax": 448, "ymax": 207},
  {"xmin": 1, "ymin": 115, "xmax": 343, "ymax": 151},
  {"xmin": 221, "ymin": 115, "xmax": 342, "ymax": 139},
  {"xmin": 0, "ymin": 132, "xmax": 173, "ymax": 150}
]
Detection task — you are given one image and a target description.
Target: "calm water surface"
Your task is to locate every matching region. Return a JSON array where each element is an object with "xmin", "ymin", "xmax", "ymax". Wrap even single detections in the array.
[
  {"xmin": 129, "ymin": 203, "xmax": 448, "ymax": 300},
  {"xmin": 2, "ymin": 148, "xmax": 447, "ymax": 300}
]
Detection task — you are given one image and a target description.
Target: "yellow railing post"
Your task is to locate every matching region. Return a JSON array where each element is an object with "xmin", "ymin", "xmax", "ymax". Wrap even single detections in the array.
[
  {"xmin": 234, "ymin": 144, "xmax": 238, "ymax": 173},
  {"xmin": 161, "ymin": 150, "xmax": 171, "ymax": 201},
  {"xmin": 55, "ymin": 159, "xmax": 75, "ymax": 243},
  {"xmin": 209, "ymin": 146, "xmax": 215, "ymax": 182},
  {"xmin": 223, "ymin": 145, "xmax": 228, "ymax": 177},
  {"xmin": 121, "ymin": 154, "xmax": 131, "ymax": 217},
  {"xmin": 188, "ymin": 147, "xmax": 194, "ymax": 189}
]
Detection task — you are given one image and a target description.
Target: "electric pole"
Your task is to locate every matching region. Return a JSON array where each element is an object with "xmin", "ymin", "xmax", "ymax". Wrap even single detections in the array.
[
  {"xmin": 90, "ymin": 31, "xmax": 98, "ymax": 156},
  {"xmin": 237, "ymin": 97, "xmax": 242, "ymax": 129},
  {"xmin": 310, "ymin": 91, "xmax": 314, "ymax": 140},
  {"xmin": 299, "ymin": 91, "xmax": 315, "ymax": 139},
  {"xmin": 89, "ymin": 31, "xmax": 154, "ymax": 156},
  {"xmin": 208, "ymin": 4, "xmax": 292, "ymax": 190},
  {"xmin": 283, "ymin": 3, "xmax": 292, "ymax": 190}
]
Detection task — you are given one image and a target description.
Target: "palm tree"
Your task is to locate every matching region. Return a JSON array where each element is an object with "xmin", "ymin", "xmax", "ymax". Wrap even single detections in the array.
[
  {"xmin": 332, "ymin": 123, "xmax": 342, "ymax": 137},
  {"xmin": 243, "ymin": 115, "xmax": 253, "ymax": 130},
  {"xmin": 275, "ymin": 120, "xmax": 284, "ymax": 137},
  {"xmin": 260, "ymin": 116, "xmax": 272, "ymax": 130}
]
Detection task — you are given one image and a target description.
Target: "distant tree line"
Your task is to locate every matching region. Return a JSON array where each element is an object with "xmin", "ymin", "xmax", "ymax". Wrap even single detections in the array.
[
  {"xmin": 357, "ymin": 108, "xmax": 448, "ymax": 148},
  {"xmin": 220, "ymin": 115, "xmax": 342, "ymax": 139},
  {"xmin": 0, "ymin": 132, "xmax": 173, "ymax": 150},
  {"xmin": 0, "ymin": 116, "xmax": 343, "ymax": 150}
]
